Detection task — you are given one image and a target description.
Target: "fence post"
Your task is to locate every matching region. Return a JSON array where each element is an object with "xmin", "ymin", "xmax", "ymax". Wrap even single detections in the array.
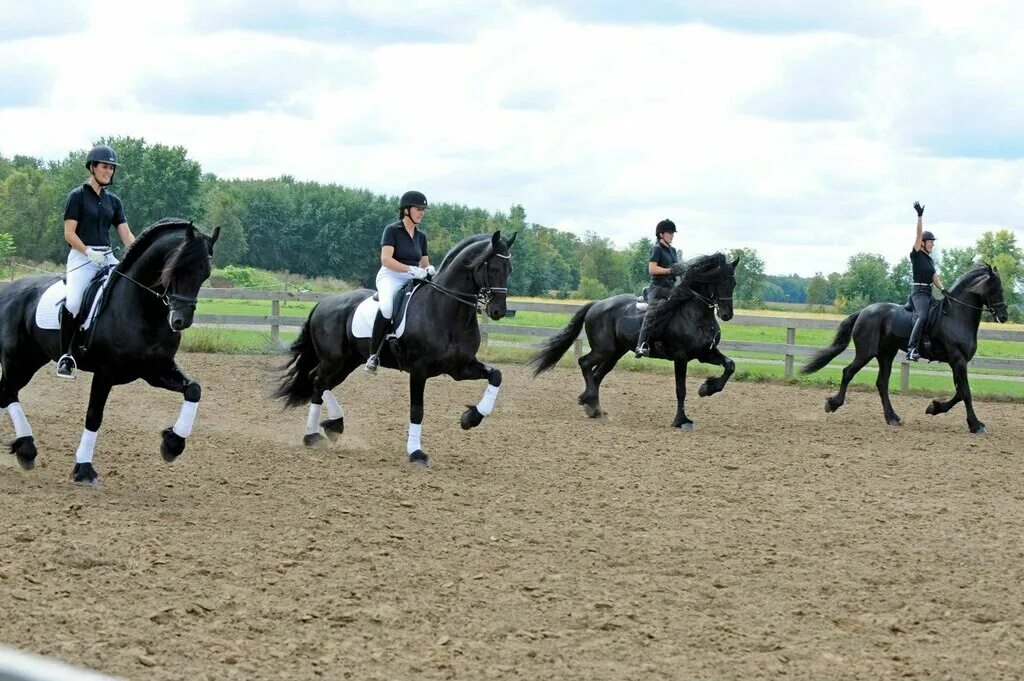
[
  {"xmin": 900, "ymin": 358, "xmax": 910, "ymax": 390},
  {"xmin": 784, "ymin": 327, "xmax": 796, "ymax": 378},
  {"xmin": 271, "ymin": 299, "xmax": 280, "ymax": 344},
  {"xmin": 573, "ymin": 337, "xmax": 583, "ymax": 360},
  {"xmin": 481, "ymin": 328, "xmax": 489, "ymax": 348}
]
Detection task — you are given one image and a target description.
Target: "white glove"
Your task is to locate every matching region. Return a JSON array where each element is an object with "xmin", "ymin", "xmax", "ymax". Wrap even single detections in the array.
[
  {"xmin": 408, "ymin": 266, "xmax": 428, "ymax": 280},
  {"xmin": 85, "ymin": 248, "xmax": 107, "ymax": 267},
  {"xmin": 426, "ymin": 265, "xmax": 436, "ymax": 277}
]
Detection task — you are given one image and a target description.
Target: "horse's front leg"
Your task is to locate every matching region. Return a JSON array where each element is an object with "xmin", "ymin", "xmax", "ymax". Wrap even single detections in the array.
[
  {"xmin": 449, "ymin": 360, "xmax": 501, "ymax": 430},
  {"xmin": 949, "ymin": 359, "xmax": 985, "ymax": 434},
  {"xmin": 695, "ymin": 346, "xmax": 735, "ymax": 397},
  {"xmin": 672, "ymin": 358, "xmax": 693, "ymax": 429},
  {"xmin": 70, "ymin": 376, "xmax": 112, "ymax": 486},
  {"xmin": 407, "ymin": 374, "xmax": 429, "ymax": 465},
  {"xmin": 143, "ymin": 362, "xmax": 201, "ymax": 461}
]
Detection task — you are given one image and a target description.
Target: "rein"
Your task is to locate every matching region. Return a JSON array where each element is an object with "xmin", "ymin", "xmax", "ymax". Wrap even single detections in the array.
[{"xmin": 427, "ymin": 250, "xmax": 509, "ymax": 313}]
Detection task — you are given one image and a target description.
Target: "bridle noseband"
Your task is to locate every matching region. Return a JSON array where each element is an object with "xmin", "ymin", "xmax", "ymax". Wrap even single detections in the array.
[{"xmin": 428, "ymin": 250, "xmax": 510, "ymax": 313}]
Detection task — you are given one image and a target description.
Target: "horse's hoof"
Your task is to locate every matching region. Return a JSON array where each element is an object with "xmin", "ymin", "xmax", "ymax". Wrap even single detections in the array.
[
  {"xmin": 460, "ymin": 406, "xmax": 484, "ymax": 430},
  {"xmin": 886, "ymin": 417, "xmax": 902, "ymax": 427},
  {"xmin": 320, "ymin": 417, "xmax": 344, "ymax": 442},
  {"xmin": 698, "ymin": 382, "xmax": 712, "ymax": 397},
  {"xmin": 971, "ymin": 424, "xmax": 988, "ymax": 435},
  {"xmin": 10, "ymin": 436, "xmax": 38, "ymax": 470},
  {"xmin": 408, "ymin": 450, "xmax": 429, "ymax": 465},
  {"xmin": 674, "ymin": 422, "xmax": 695, "ymax": 431},
  {"xmin": 583, "ymin": 403, "xmax": 605, "ymax": 419},
  {"xmin": 825, "ymin": 398, "xmax": 839, "ymax": 413},
  {"xmin": 160, "ymin": 427, "xmax": 186, "ymax": 462},
  {"xmin": 925, "ymin": 401, "xmax": 939, "ymax": 415},
  {"xmin": 70, "ymin": 462, "xmax": 99, "ymax": 486},
  {"xmin": 303, "ymin": 433, "xmax": 327, "ymax": 448}
]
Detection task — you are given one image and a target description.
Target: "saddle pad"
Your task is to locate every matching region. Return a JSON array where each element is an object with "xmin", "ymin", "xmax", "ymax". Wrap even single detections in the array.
[
  {"xmin": 351, "ymin": 294, "xmax": 411, "ymax": 340},
  {"xmin": 34, "ymin": 276, "xmax": 109, "ymax": 331}
]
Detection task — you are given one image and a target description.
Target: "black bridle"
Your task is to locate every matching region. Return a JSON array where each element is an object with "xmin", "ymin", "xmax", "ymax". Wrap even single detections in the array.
[{"xmin": 428, "ymin": 251, "xmax": 510, "ymax": 313}]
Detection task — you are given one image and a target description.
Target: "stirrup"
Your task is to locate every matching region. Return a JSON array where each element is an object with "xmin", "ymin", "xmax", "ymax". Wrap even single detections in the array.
[
  {"xmin": 635, "ymin": 343, "xmax": 650, "ymax": 358},
  {"xmin": 364, "ymin": 354, "xmax": 380, "ymax": 374},
  {"xmin": 56, "ymin": 354, "xmax": 78, "ymax": 379},
  {"xmin": 906, "ymin": 348, "xmax": 920, "ymax": 362}
]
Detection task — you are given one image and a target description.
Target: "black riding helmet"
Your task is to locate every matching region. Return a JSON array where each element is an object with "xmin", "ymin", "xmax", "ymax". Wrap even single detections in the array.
[
  {"xmin": 922, "ymin": 231, "xmax": 937, "ymax": 241},
  {"xmin": 400, "ymin": 191, "xmax": 428, "ymax": 210},
  {"xmin": 655, "ymin": 219, "xmax": 677, "ymax": 238},
  {"xmin": 85, "ymin": 145, "xmax": 119, "ymax": 169}
]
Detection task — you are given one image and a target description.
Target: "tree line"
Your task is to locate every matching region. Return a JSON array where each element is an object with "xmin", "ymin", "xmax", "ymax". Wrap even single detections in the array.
[{"xmin": 0, "ymin": 137, "xmax": 1019, "ymax": 317}]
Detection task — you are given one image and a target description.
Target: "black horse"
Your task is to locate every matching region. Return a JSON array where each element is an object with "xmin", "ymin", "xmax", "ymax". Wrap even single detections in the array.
[
  {"xmin": 275, "ymin": 231, "xmax": 515, "ymax": 464},
  {"xmin": 0, "ymin": 219, "xmax": 219, "ymax": 484},
  {"xmin": 530, "ymin": 253, "xmax": 739, "ymax": 428},
  {"xmin": 802, "ymin": 263, "xmax": 1009, "ymax": 433}
]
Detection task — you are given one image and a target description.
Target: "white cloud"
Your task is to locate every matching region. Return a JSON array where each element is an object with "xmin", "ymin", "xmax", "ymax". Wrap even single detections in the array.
[{"xmin": 0, "ymin": 0, "xmax": 1021, "ymax": 277}]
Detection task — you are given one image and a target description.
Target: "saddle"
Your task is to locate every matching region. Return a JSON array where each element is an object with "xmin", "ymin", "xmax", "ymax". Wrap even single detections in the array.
[
  {"xmin": 66, "ymin": 267, "xmax": 113, "ymax": 328},
  {"xmin": 372, "ymin": 279, "xmax": 420, "ymax": 335},
  {"xmin": 892, "ymin": 295, "xmax": 950, "ymax": 357},
  {"xmin": 635, "ymin": 286, "xmax": 651, "ymax": 312}
]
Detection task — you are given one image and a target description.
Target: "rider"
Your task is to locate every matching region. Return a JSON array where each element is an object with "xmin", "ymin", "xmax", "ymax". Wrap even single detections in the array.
[
  {"xmin": 907, "ymin": 200, "xmax": 945, "ymax": 361},
  {"xmin": 56, "ymin": 145, "xmax": 135, "ymax": 378},
  {"xmin": 635, "ymin": 218, "xmax": 679, "ymax": 357},
  {"xmin": 364, "ymin": 190, "xmax": 435, "ymax": 374}
]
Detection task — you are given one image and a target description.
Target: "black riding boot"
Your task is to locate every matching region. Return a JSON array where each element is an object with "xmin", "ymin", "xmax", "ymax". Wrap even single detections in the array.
[
  {"xmin": 907, "ymin": 292, "xmax": 930, "ymax": 361},
  {"xmin": 635, "ymin": 310, "xmax": 653, "ymax": 358},
  {"xmin": 56, "ymin": 307, "xmax": 78, "ymax": 378},
  {"xmin": 364, "ymin": 311, "xmax": 390, "ymax": 374}
]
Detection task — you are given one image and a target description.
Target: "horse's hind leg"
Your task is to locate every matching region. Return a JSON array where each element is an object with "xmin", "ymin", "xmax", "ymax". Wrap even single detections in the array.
[
  {"xmin": 317, "ymin": 360, "xmax": 361, "ymax": 443},
  {"xmin": 825, "ymin": 352, "xmax": 871, "ymax": 413},
  {"xmin": 875, "ymin": 351, "xmax": 901, "ymax": 426},
  {"xmin": 578, "ymin": 351, "xmax": 621, "ymax": 418},
  {"xmin": 1, "ymin": 353, "xmax": 47, "ymax": 470}
]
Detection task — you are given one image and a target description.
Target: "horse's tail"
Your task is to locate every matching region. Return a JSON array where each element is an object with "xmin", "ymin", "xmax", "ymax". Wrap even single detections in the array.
[
  {"xmin": 529, "ymin": 302, "xmax": 594, "ymax": 375},
  {"xmin": 802, "ymin": 311, "xmax": 859, "ymax": 374},
  {"xmin": 274, "ymin": 308, "xmax": 320, "ymax": 408}
]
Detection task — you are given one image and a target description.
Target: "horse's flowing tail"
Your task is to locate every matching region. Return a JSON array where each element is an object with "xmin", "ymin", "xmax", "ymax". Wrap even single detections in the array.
[
  {"xmin": 529, "ymin": 302, "xmax": 594, "ymax": 375},
  {"xmin": 274, "ymin": 310, "xmax": 320, "ymax": 408},
  {"xmin": 802, "ymin": 311, "xmax": 859, "ymax": 374}
]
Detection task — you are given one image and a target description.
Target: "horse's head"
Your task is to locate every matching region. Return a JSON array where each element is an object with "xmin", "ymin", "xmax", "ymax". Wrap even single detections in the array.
[
  {"xmin": 968, "ymin": 263, "xmax": 1009, "ymax": 323},
  {"xmin": 472, "ymin": 231, "xmax": 516, "ymax": 320},
  {"xmin": 154, "ymin": 222, "xmax": 220, "ymax": 331},
  {"xmin": 669, "ymin": 253, "xmax": 737, "ymax": 321}
]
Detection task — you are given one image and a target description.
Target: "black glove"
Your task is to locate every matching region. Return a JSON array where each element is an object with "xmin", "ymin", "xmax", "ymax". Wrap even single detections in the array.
[{"xmin": 913, "ymin": 201, "xmax": 924, "ymax": 217}]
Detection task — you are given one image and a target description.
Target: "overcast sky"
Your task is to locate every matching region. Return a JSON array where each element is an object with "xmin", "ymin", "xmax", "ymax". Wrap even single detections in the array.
[{"xmin": 1, "ymin": 0, "xmax": 1022, "ymax": 275}]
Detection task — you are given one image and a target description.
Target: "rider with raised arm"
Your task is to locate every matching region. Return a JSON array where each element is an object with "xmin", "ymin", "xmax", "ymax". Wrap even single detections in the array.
[
  {"xmin": 635, "ymin": 219, "xmax": 679, "ymax": 357},
  {"xmin": 907, "ymin": 200, "xmax": 945, "ymax": 361},
  {"xmin": 56, "ymin": 145, "xmax": 136, "ymax": 378},
  {"xmin": 365, "ymin": 190, "xmax": 435, "ymax": 374}
]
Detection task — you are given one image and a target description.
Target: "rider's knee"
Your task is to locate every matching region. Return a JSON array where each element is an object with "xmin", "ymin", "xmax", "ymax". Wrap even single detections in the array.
[{"xmin": 183, "ymin": 382, "xmax": 201, "ymax": 402}]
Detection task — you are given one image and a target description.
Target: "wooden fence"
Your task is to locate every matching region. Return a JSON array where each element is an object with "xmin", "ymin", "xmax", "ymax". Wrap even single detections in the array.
[{"xmin": 180, "ymin": 289, "xmax": 1024, "ymax": 390}]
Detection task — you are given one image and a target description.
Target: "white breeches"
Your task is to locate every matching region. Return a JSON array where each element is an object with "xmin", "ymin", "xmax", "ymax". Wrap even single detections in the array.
[
  {"xmin": 375, "ymin": 267, "xmax": 412, "ymax": 319},
  {"xmin": 66, "ymin": 248, "xmax": 118, "ymax": 316}
]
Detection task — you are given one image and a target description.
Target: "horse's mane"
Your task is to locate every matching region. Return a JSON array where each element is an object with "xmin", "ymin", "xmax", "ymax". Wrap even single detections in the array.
[
  {"xmin": 438, "ymin": 234, "xmax": 490, "ymax": 272},
  {"xmin": 117, "ymin": 218, "xmax": 198, "ymax": 274},
  {"xmin": 648, "ymin": 253, "xmax": 731, "ymax": 333},
  {"xmin": 949, "ymin": 262, "xmax": 996, "ymax": 295}
]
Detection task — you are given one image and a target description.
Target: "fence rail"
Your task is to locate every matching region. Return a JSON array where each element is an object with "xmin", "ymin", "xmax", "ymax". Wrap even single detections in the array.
[
  {"xmin": 183, "ymin": 289, "xmax": 1024, "ymax": 390},
  {"xmin": 5, "ymin": 283, "xmax": 1021, "ymax": 389}
]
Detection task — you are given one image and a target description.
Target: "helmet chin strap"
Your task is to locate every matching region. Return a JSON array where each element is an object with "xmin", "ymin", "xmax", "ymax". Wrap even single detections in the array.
[
  {"xmin": 404, "ymin": 209, "xmax": 421, "ymax": 226},
  {"xmin": 90, "ymin": 166, "xmax": 114, "ymax": 187}
]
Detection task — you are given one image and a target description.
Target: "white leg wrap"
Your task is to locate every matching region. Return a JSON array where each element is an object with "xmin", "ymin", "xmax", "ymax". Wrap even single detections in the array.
[
  {"xmin": 306, "ymin": 403, "xmax": 323, "ymax": 436},
  {"xmin": 407, "ymin": 422, "xmax": 422, "ymax": 455},
  {"xmin": 75, "ymin": 429, "xmax": 97, "ymax": 464},
  {"xmin": 477, "ymin": 384, "xmax": 500, "ymax": 416},
  {"xmin": 322, "ymin": 390, "xmax": 344, "ymax": 420},
  {"xmin": 7, "ymin": 403, "xmax": 32, "ymax": 438},
  {"xmin": 172, "ymin": 400, "xmax": 199, "ymax": 439}
]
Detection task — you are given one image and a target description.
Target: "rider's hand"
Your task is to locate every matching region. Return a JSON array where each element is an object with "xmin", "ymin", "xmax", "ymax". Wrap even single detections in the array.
[
  {"xmin": 84, "ymin": 248, "xmax": 106, "ymax": 267},
  {"xmin": 913, "ymin": 201, "xmax": 924, "ymax": 217},
  {"xmin": 425, "ymin": 265, "xmax": 436, "ymax": 278},
  {"xmin": 408, "ymin": 266, "xmax": 428, "ymax": 280}
]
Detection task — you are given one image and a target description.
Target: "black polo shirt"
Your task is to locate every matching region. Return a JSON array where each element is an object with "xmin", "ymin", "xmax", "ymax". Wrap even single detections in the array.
[
  {"xmin": 649, "ymin": 242, "xmax": 678, "ymax": 286},
  {"xmin": 910, "ymin": 248, "xmax": 935, "ymax": 285},
  {"xmin": 381, "ymin": 221, "xmax": 428, "ymax": 266},
  {"xmin": 63, "ymin": 183, "xmax": 126, "ymax": 248}
]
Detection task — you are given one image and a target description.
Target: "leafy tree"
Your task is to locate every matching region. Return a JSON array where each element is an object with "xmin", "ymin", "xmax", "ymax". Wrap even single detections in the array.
[
  {"xmin": 939, "ymin": 246, "xmax": 978, "ymax": 286},
  {"xmin": 577, "ymin": 276, "xmax": 608, "ymax": 300},
  {"xmin": 889, "ymin": 259, "xmax": 912, "ymax": 300},
  {"xmin": 727, "ymin": 247, "xmax": 766, "ymax": 308},
  {"xmin": 207, "ymin": 192, "xmax": 247, "ymax": 266},
  {"xmin": 975, "ymin": 229, "xmax": 1022, "ymax": 306},
  {"xmin": 838, "ymin": 253, "xmax": 893, "ymax": 303},
  {"xmin": 805, "ymin": 272, "xmax": 834, "ymax": 305}
]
